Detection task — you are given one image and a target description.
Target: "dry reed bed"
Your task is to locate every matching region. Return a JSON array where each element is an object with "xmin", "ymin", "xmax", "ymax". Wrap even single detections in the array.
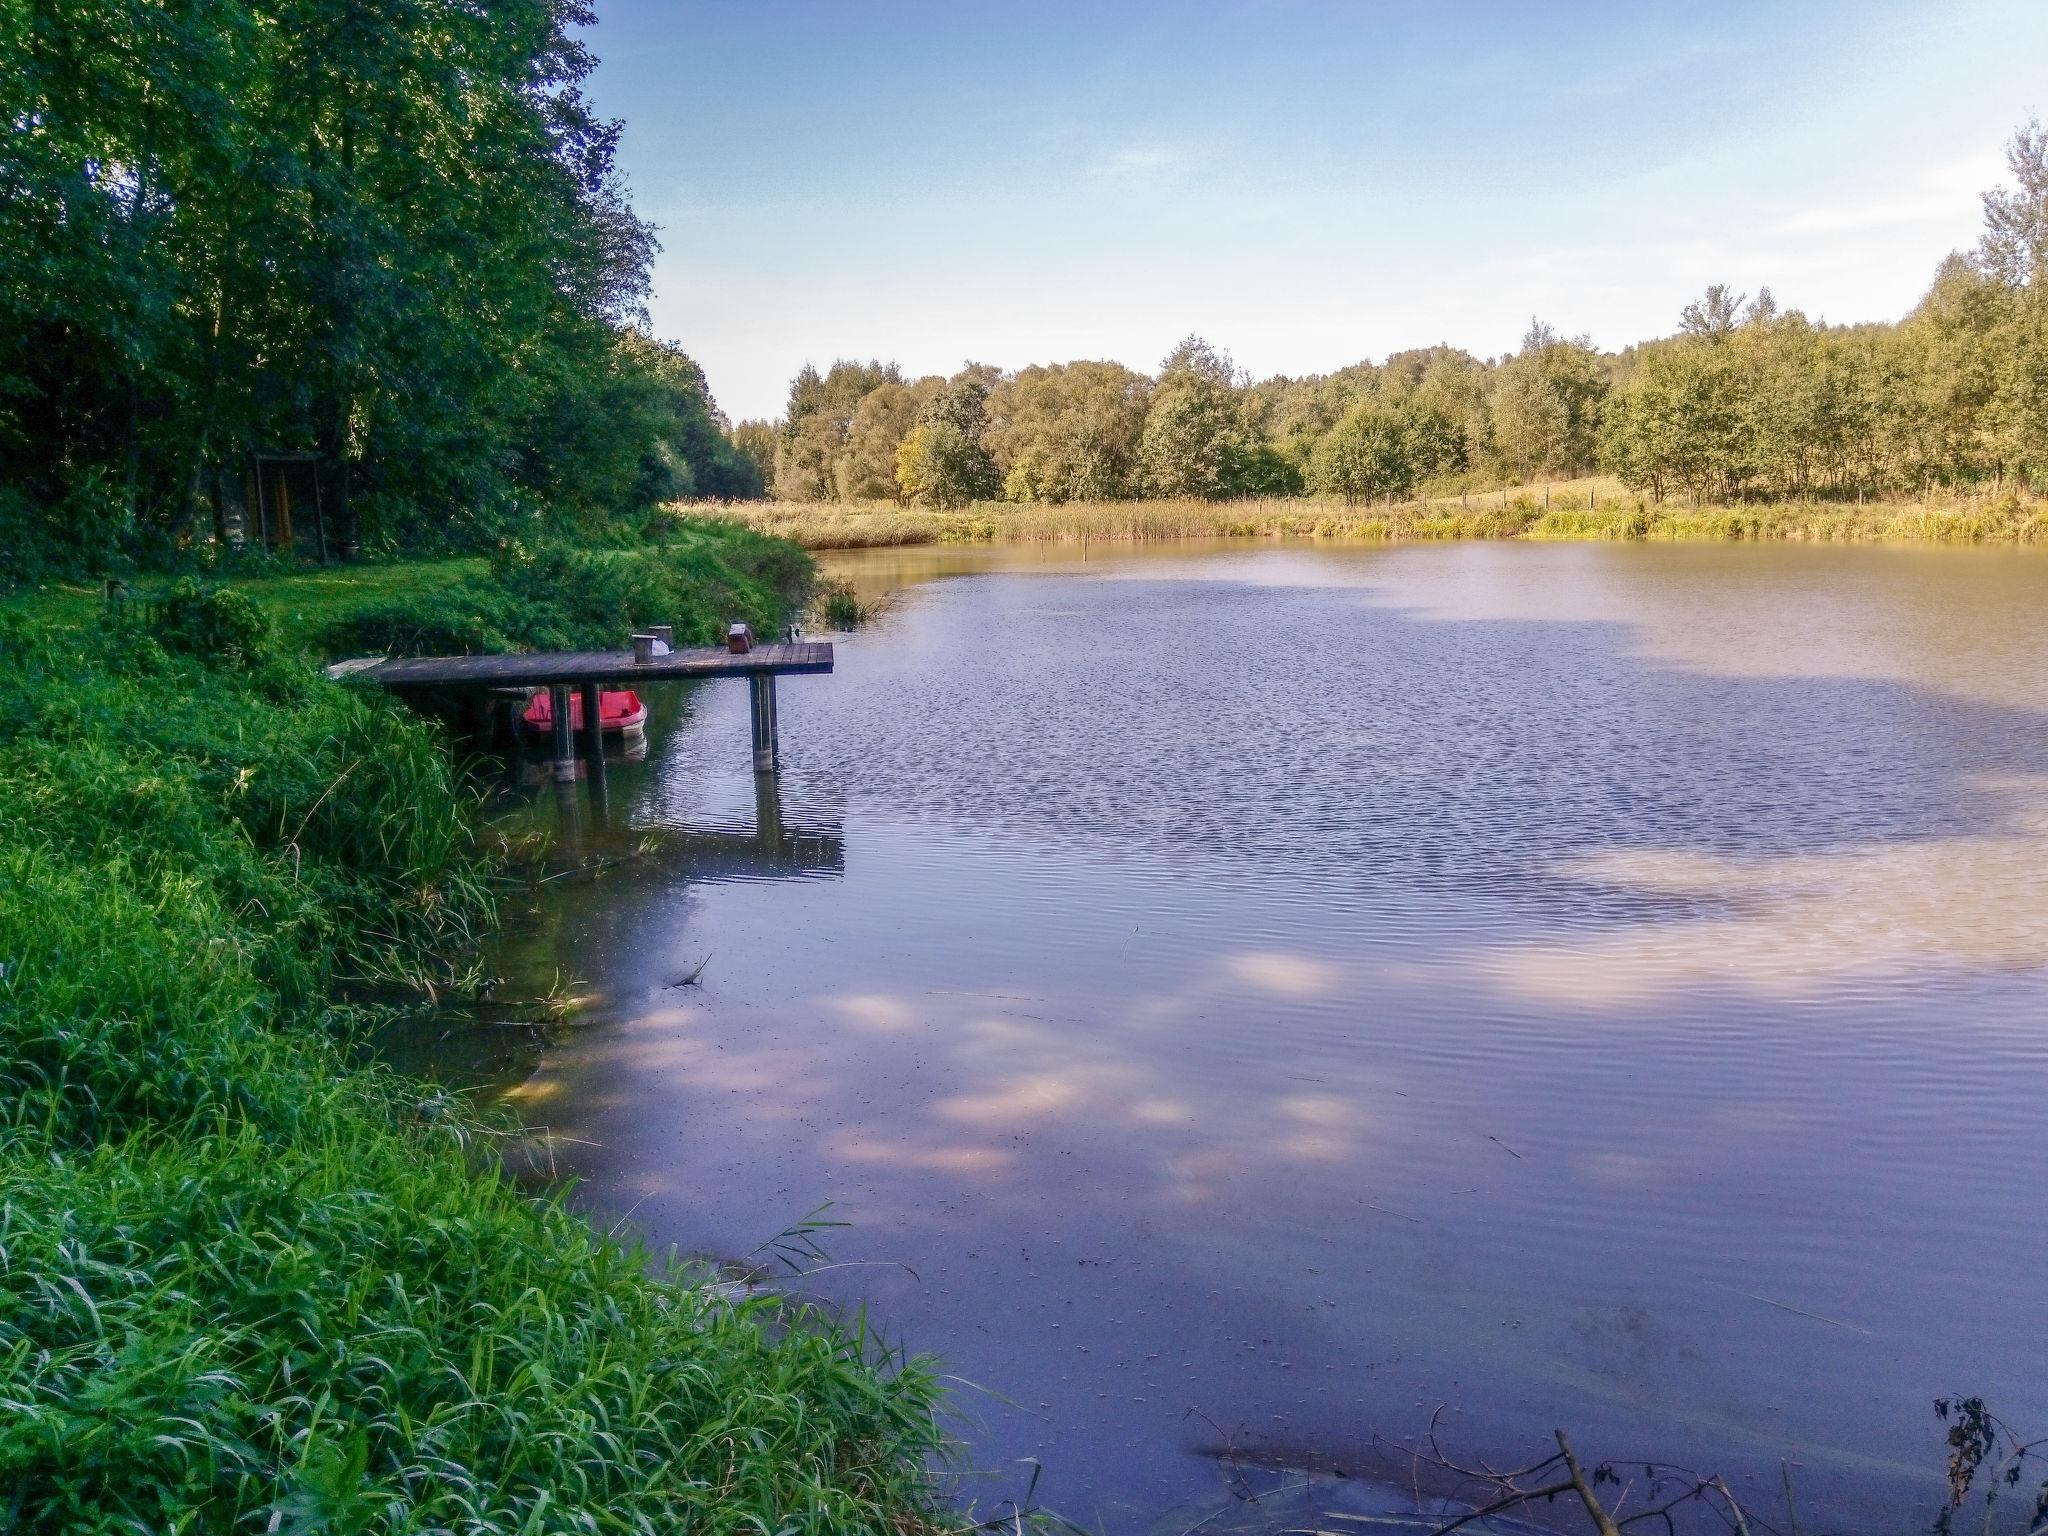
[{"xmin": 682, "ymin": 485, "xmax": 2048, "ymax": 551}]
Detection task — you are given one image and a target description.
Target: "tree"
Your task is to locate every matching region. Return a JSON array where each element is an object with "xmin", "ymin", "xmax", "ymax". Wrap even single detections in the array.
[
  {"xmin": 1138, "ymin": 336, "xmax": 1257, "ymax": 499},
  {"xmin": 1307, "ymin": 400, "xmax": 1425, "ymax": 502},
  {"xmin": 1407, "ymin": 349, "xmax": 1490, "ymax": 472},
  {"xmin": 773, "ymin": 359, "xmax": 902, "ymax": 500},
  {"xmin": 1492, "ymin": 321, "xmax": 1607, "ymax": 478},
  {"xmin": 1252, "ymin": 365, "xmax": 1376, "ymax": 479},
  {"xmin": 839, "ymin": 380, "xmax": 933, "ymax": 501},
  {"xmin": 1599, "ymin": 336, "xmax": 1750, "ymax": 499},
  {"xmin": 1680, "ymin": 285, "xmax": 1748, "ymax": 341},
  {"xmin": 893, "ymin": 371, "xmax": 996, "ymax": 506},
  {"xmin": 731, "ymin": 421, "xmax": 779, "ymax": 491},
  {"xmin": 0, "ymin": 0, "xmax": 667, "ymax": 570},
  {"xmin": 611, "ymin": 332, "xmax": 763, "ymax": 502},
  {"xmin": 984, "ymin": 361, "xmax": 1151, "ymax": 502},
  {"xmin": 895, "ymin": 420, "xmax": 991, "ymax": 508},
  {"xmin": 1974, "ymin": 121, "xmax": 2048, "ymax": 487},
  {"xmin": 1977, "ymin": 118, "xmax": 2048, "ymax": 289}
]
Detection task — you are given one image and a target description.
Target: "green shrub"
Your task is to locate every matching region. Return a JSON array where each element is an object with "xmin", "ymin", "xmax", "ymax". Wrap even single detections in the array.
[
  {"xmin": 152, "ymin": 578, "xmax": 277, "ymax": 667},
  {"xmin": 322, "ymin": 519, "xmax": 811, "ymax": 658},
  {"xmin": 0, "ymin": 474, "xmax": 131, "ymax": 590},
  {"xmin": 816, "ymin": 581, "xmax": 872, "ymax": 629}
]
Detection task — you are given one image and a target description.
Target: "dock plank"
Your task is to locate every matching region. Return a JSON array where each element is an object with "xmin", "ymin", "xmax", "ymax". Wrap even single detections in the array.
[{"xmin": 357, "ymin": 641, "xmax": 833, "ymax": 690}]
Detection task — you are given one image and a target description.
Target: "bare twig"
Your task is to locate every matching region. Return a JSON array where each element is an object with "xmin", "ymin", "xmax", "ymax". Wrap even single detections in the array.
[
  {"xmin": 1430, "ymin": 1478, "xmax": 1579, "ymax": 1535},
  {"xmin": 1703, "ymin": 1280, "xmax": 1869, "ymax": 1334},
  {"xmin": 1554, "ymin": 1431, "xmax": 1625, "ymax": 1536},
  {"xmin": 664, "ymin": 952, "xmax": 712, "ymax": 988},
  {"xmin": 1713, "ymin": 1477, "xmax": 1754, "ymax": 1536}
]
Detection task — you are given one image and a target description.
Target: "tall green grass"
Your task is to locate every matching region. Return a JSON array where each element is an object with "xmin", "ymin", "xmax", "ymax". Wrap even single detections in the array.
[
  {"xmin": 0, "ymin": 586, "xmax": 956, "ymax": 1532},
  {"xmin": 322, "ymin": 517, "xmax": 813, "ymax": 658}
]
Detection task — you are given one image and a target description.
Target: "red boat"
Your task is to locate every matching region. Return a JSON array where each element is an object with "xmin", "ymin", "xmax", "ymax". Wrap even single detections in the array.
[{"xmin": 520, "ymin": 688, "xmax": 648, "ymax": 737}]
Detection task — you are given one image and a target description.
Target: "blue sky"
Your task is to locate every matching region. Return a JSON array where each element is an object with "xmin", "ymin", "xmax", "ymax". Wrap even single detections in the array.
[{"xmin": 585, "ymin": 0, "xmax": 2048, "ymax": 422}]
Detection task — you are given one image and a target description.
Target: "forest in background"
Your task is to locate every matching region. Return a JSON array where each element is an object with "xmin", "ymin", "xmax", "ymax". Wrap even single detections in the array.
[
  {"xmin": 746, "ymin": 124, "xmax": 2048, "ymax": 515},
  {"xmin": 0, "ymin": 0, "xmax": 760, "ymax": 585},
  {"xmin": 8, "ymin": 0, "xmax": 2044, "ymax": 589}
]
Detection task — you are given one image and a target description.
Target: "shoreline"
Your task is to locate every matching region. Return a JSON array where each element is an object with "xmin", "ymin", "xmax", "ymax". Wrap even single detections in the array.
[
  {"xmin": 685, "ymin": 484, "xmax": 2048, "ymax": 553},
  {"xmin": 0, "ymin": 530, "xmax": 965, "ymax": 1533}
]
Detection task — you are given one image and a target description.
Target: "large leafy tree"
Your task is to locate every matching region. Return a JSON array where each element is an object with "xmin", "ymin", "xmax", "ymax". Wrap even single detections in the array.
[
  {"xmin": 1138, "ymin": 336, "xmax": 1258, "ymax": 499},
  {"xmin": 1976, "ymin": 120, "xmax": 2048, "ymax": 486},
  {"xmin": 985, "ymin": 360, "xmax": 1151, "ymax": 503},
  {"xmin": 1305, "ymin": 398, "xmax": 1454, "ymax": 502},
  {"xmin": 895, "ymin": 370, "xmax": 997, "ymax": 507},
  {"xmin": 839, "ymin": 380, "xmax": 933, "ymax": 501},
  {"xmin": 1491, "ymin": 320, "xmax": 1607, "ymax": 479},
  {"xmin": 0, "ymin": 0, "xmax": 690, "ymax": 573},
  {"xmin": 774, "ymin": 359, "xmax": 901, "ymax": 500}
]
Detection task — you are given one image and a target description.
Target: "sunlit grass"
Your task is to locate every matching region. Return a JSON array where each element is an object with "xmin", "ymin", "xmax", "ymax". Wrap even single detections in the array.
[
  {"xmin": 0, "ymin": 575, "xmax": 963, "ymax": 1531},
  {"xmin": 685, "ymin": 477, "xmax": 2048, "ymax": 551}
]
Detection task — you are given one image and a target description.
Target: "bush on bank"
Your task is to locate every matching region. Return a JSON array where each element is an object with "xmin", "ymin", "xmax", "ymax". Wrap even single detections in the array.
[
  {"xmin": 0, "ymin": 568, "xmax": 954, "ymax": 1532},
  {"xmin": 322, "ymin": 517, "xmax": 814, "ymax": 658}
]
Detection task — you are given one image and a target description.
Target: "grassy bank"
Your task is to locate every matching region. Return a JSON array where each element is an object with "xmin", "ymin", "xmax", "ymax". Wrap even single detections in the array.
[
  {"xmin": 0, "ymin": 532, "xmax": 965, "ymax": 1532},
  {"xmin": 688, "ymin": 478, "xmax": 2048, "ymax": 550},
  {"xmin": 11, "ymin": 516, "xmax": 814, "ymax": 652}
]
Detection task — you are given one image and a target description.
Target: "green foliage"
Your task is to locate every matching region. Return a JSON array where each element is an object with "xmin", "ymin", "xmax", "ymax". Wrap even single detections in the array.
[
  {"xmin": 730, "ymin": 420, "xmax": 780, "ymax": 490},
  {"xmin": 900, "ymin": 378, "xmax": 999, "ymax": 507},
  {"xmin": 1229, "ymin": 439, "xmax": 1305, "ymax": 497},
  {"xmin": 1308, "ymin": 400, "xmax": 1424, "ymax": 501},
  {"xmin": 1976, "ymin": 121, "xmax": 2048, "ymax": 289},
  {"xmin": 613, "ymin": 331, "xmax": 765, "ymax": 504},
  {"xmin": 776, "ymin": 360, "xmax": 907, "ymax": 501},
  {"xmin": 839, "ymin": 380, "xmax": 935, "ymax": 501},
  {"xmin": 0, "ymin": 611, "xmax": 952, "ymax": 1532},
  {"xmin": 0, "ymin": 0, "xmax": 769, "ymax": 579},
  {"xmin": 986, "ymin": 361, "xmax": 1152, "ymax": 503},
  {"xmin": 0, "ymin": 474, "xmax": 131, "ymax": 588},
  {"xmin": 815, "ymin": 580, "xmax": 874, "ymax": 629},
  {"xmin": 895, "ymin": 421, "xmax": 984, "ymax": 508},
  {"xmin": 1137, "ymin": 337, "xmax": 1259, "ymax": 499},
  {"xmin": 151, "ymin": 578, "xmax": 275, "ymax": 668},
  {"xmin": 324, "ymin": 518, "xmax": 813, "ymax": 658},
  {"xmin": 1491, "ymin": 321, "xmax": 1608, "ymax": 478}
]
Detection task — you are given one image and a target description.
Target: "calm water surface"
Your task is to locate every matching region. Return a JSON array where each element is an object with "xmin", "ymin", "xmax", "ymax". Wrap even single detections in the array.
[{"xmin": 471, "ymin": 541, "xmax": 2048, "ymax": 1532}]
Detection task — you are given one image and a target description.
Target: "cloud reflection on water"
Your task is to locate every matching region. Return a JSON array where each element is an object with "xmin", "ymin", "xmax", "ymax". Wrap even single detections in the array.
[{"xmin": 470, "ymin": 539, "xmax": 2048, "ymax": 1534}]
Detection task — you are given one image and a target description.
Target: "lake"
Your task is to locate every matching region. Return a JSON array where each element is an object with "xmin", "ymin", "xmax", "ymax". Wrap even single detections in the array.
[{"xmin": 451, "ymin": 539, "xmax": 2048, "ymax": 1532}]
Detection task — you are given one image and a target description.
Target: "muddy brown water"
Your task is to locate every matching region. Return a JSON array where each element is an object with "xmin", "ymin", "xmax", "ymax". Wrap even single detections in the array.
[{"xmin": 431, "ymin": 540, "xmax": 2048, "ymax": 1532}]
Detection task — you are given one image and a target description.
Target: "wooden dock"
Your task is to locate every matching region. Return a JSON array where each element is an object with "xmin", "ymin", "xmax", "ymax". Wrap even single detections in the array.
[
  {"xmin": 358, "ymin": 641, "xmax": 831, "ymax": 691},
  {"xmin": 345, "ymin": 640, "xmax": 832, "ymax": 777}
]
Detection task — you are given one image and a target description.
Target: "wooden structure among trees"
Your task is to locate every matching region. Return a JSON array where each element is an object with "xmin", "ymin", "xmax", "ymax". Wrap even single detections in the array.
[
  {"xmin": 245, "ymin": 453, "xmax": 333, "ymax": 561},
  {"xmin": 347, "ymin": 640, "xmax": 832, "ymax": 779}
]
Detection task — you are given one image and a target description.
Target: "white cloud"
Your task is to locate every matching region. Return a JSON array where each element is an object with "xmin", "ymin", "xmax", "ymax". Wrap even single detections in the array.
[
  {"xmin": 1773, "ymin": 152, "xmax": 2003, "ymax": 237},
  {"xmin": 1082, "ymin": 140, "xmax": 1199, "ymax": 185}
]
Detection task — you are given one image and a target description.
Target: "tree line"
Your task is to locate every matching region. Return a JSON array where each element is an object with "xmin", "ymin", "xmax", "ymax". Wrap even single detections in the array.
[
  {"xmin": 749, "ymin": 124, "xmax": 2048, "ymax": 510},
  {"xmin": 9, "ymin": 10, "xmax": 2043, "ymax": 585},
  {"xmin": 1, "ymin": 0, "xmax": 760, "ymax": 580}
]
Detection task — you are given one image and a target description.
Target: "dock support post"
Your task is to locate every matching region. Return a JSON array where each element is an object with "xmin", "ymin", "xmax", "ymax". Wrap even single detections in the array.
[
  {"xmin": 753, "ymin": 768, "xmax": 784, "ymax": 847},
  {"xmin": 579, "ymin": 680, "xmax": 604, "ymax": 764},
  {"xmin": 550, "ymin": 684, "xmax": 575, "ymax": 781},
  {"xmin": 748, "ymin": 673, "xmax": 778, "ymax": 774},
  {"xmin": 579, "ymin": 679, "xmax": 606, "ymax": 808}
]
